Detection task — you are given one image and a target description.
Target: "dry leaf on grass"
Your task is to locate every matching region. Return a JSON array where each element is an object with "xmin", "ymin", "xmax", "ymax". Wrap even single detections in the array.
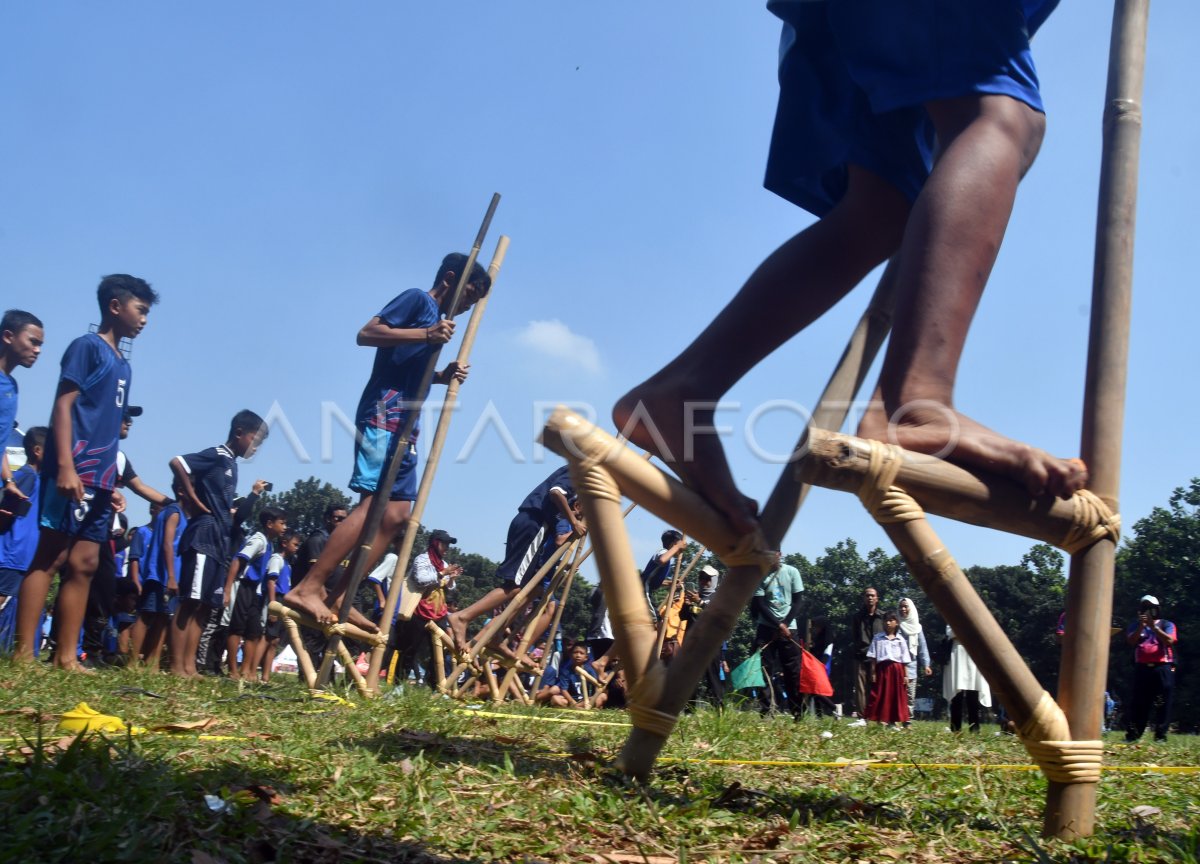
[
  {"xmin": 17, "ymin": 735, "xmax": 77, "ymax": 758},
  {"xmin": 399, "ymin": 758, "xmax": 416, "ymax": 775},
  {"xmin": 588, "ymin": 854, "xmax": 678, "ymax": 864},
  {"xmin": 1131, "ymin": 805, "xmax": 1162, "ymax": 819},
  {"xmin": 152, "ymin": 718, "xmax": 221, "ymax": 733}
]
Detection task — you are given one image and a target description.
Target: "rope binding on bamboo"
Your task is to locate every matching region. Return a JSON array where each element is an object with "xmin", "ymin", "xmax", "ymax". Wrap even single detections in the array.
[
  {"xmin": 1019, "ymin": 693, "xmax": 1104, "ymax": 784},
  {"xmin": 1061, "ymin": 489, "xmax": 1121, "ymax": 555}
]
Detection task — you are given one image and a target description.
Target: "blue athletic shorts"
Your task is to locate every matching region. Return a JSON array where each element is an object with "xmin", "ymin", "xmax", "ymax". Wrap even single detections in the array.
[
  {"xmin": 179, "ymin": 550, "xmax": 223, "ymax": 607},
  {"xmin": 0, "ymin": 566, "xmax": 22, "ymax": 596},
  {"xmin": 764, "ymin": 0, "xmax": 1055, "ymax": 216},
  {"xmin": 38, "ymin": 484, "xmax": 115, "ymax": 544},
  {"xmin": 138, "ymin": 580, "xmax": 176, "ymax": 615},
  {"xmin": 350, "ymin": 426, "xmax": 419, "ymax": 502}
]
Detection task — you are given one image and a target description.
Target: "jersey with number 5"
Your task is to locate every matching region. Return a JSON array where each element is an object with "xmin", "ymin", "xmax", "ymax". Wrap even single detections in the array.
[{"xmin": 43, "ymin": 332, "xmax": 132, "ymax": 491}]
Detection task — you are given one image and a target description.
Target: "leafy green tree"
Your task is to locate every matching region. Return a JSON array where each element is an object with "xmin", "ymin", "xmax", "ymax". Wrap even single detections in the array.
[{"xmin": 254, "ymin": 476, "xmax": 351, "ymax": 536}]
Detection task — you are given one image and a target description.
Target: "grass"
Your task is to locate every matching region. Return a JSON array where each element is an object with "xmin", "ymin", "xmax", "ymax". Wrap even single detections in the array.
[{"xmin": 2, "ymin": 661, "xmax": 1197, "ymax": 863}]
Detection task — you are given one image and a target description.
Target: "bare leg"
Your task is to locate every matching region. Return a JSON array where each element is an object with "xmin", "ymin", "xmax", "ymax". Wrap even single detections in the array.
[
  {"xmin": 859, "ymin": 94, "xmax": 1086, "ymax": 499},
  {"xmin": 614, "ymin": 166, "xmax": 909, "ymax": 533},
  {"xmin": 281, "ymin": 497, "xmax": 408, "ymax": 632},
  {"xmin": 447, "ymin": 586, "xmax": 518, "ymax": 650},
  {"xmin": 50, "ymin": 539, "xmax": 101, "ymax": 671},
  {"xmin": 129, "ymin": 616, "xmax": 149, "ymax": 665},
  {"xmin": 144, "ymin": 616, "xmax": 168, "ymax": 668},
  {"xmin": 15, "ymin": 532, "xmax": 69, "ymax": 661},
  {"xmin": 226, "ymin": 632, "xmax": 243, "ymax": 680}
]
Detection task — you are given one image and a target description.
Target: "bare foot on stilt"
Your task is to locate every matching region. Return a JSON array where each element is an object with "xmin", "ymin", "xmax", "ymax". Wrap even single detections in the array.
[
  {"xmin": 614, "ymin": 381, "xmax": 759, "ymax": 536},
  {"xmin": 281, "ymin": 587, "xmax": 339, "ymax": 626},
  {"xmin": 446, "ymin": 612, "xmax": 469, "ymax": 652},
  {"xmin": 857, "ymin": 403, "xmax": 1088, "ymax": 499}
]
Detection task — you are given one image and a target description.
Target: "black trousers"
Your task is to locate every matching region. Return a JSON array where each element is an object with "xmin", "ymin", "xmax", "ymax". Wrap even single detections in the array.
[
  {"xmin": 950, "ymin": 690, "xmax": 981, "ymax": 732},
  {"xmin": 1126, "ymin": 664, "xmax": 1175, "ymax": 741},
  {"xmin": 754, "ymin": 625, "xmax": 802, "ymax": 715}
]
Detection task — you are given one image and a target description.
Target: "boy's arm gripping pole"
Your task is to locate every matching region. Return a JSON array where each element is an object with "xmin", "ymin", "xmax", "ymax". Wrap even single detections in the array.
[
  {"xmin": 365, "ymin": 236, "xmax": 510, "ymax": 692},
  {"xmin": 315, "ymin": 194, "xmax": 500, "ymax": 689}
]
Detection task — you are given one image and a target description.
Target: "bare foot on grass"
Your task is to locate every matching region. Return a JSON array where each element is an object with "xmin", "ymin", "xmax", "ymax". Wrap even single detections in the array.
[
  {"xmin": 614, "ymin": 381, "xmax": 758, "ymax": 536},
  {"xmin": 857, "ymin": 403, "xmax": 1087, "ymax": 499}
]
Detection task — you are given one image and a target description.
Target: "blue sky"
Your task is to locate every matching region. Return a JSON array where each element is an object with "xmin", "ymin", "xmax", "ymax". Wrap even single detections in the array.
[{"xmin": 1, "ymin": 3, "xmax": 1195, "ymax": 585}]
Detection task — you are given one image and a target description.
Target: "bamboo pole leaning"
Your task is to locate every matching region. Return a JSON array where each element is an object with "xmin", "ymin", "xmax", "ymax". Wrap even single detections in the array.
[
  {"xmin": 315, "ymin": 194, "xmax": 501, "ymax": 689},
  {"xmin": 1047, "ymin": 0, "xmax": 1147, "ymax": 840}
]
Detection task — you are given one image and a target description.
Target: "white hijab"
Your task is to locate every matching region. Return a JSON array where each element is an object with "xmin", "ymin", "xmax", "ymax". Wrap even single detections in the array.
[{"xmin": 898, "ymin": 597, "xmax": 922, "ymax": 657}]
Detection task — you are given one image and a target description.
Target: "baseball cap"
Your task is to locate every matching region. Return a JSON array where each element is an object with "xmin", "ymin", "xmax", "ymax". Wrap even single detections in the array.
[
  {"xmin": 430, "ymin": 528, "xmax": 457, "ymax": 544},
  {"xmin": 123, "ymin": 405, "xmax": 143, "ymax": 419},
  {"xmin": 699, "ymin": 565, "xmax": 719, "ymax": 579},
  {"xmin": 1139, "ymin": 594, "xmax": 1160, "ymax": 607}
]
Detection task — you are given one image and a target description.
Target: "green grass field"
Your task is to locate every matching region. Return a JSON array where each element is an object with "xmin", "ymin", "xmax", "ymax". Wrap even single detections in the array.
[{"xmin": 2, "ymin": 661, "xmax": 1197, "ymax": 863}]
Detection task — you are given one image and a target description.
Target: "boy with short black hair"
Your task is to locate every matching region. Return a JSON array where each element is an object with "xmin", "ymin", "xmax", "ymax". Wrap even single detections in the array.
[
  {"xmin": 258, "ymin": 528, "xmax": 302, "ymax": 683},
  {"xmin": 0, "ymin": 309, "xmax": 44, "ymax": 518},
  {"xmin": 167, "ymin": 409, "xmax": 267, "ymax": 678},
  {"xmin": 16, "ymin": 275, "xmax": 158, "ymax": 670},
  {"xmin": 223, "ymin": 505, "xmax": 287, "ymax": 680},
  {"xmin": 0, "ymin": 426, "xmax": 46, "ymax": 650},
  {"xmin": 283, "ymin": 253, "xmax": 489, "ymax": 630}
]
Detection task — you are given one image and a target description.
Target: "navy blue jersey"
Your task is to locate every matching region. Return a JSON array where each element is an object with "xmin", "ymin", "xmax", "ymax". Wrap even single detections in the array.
[
  {"xmin": 641, "ymin": 549, "xmax": 675, "ymax": 594},
  {"xmin": 353, "ymin": 289, "xmax": 439, "ymax": 441},
  {"xmin": 176, "ymin": 444, "xmax": 238, "ymax": 563},
  {"xmin": 516, "ymin": 466, "xmax": 574, "ymax": 528},
  {"xmin": 143, "ymin": 502, "xmax": 186, "ymax": 584},
  {"xmin": 43, "ymin": 333, "xmax": 131, "ymax": 490}
]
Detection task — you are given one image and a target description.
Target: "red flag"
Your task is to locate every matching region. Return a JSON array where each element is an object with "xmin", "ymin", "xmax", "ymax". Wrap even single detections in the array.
[{"xmin": 798, "ymin": 647, "xmax": 833, "ymax": 697}]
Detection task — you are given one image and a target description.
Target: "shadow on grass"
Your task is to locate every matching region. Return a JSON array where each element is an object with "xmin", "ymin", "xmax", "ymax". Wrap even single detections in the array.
[{"xmin": 0, "ymin": 731, "xmax": 474, "ymax": 864}]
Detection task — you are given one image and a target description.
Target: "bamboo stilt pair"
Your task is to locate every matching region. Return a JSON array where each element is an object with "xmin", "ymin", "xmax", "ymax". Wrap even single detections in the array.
[{"xmin": 538, "ymin": 3, "xmax": 1144, "ymax": 841}]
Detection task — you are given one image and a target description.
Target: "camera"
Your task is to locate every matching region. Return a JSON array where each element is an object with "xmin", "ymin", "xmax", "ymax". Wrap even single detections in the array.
[{"xmin": 262, "ymin": 482, "xmax": 273, "ymax": 492}]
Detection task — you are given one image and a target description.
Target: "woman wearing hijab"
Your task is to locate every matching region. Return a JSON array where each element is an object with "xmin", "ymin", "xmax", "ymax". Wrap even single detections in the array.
[
  {"xmin": 897, "ymin": 597, "xmax": 932, "ymax": 727},
  {"xmin": 942, "ymin": 624, "xmax": 992, "ymax": 732}
]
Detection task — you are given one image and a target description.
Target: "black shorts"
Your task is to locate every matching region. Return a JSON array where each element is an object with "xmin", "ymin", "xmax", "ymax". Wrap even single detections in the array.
[
  {"xmin": 179, "ymin": 550, "xmax": 222, "ymax": 606},
  {"xmin": 227, "ymin": 579, "xmax": 265, "ymax": 640},
  {"xmin": 263, "ymin": 615, "xmax": 284, "ymax": 642}
]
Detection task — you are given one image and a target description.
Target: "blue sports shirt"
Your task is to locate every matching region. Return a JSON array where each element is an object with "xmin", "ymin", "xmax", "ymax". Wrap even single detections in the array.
[
  {"xmin": 0, "ymin": 463, "xmax": 40, "ymax": 570},
  {"xmin": 0, "ymin": 371, "xmax": 17, "ymax": 447},
  {"xmin": 143, "ymin": 502, "xmax": 187, "ymax": 585},
  {"xmin": 176, "ymin": 444, "xmax": 238, "ymax": 563},
  {"xmin": 354, "ymin": 289, "xmax": 440, "ymax": 440},
  {"xmin": 43, "ymin": 333, "xmax": 132, "ymax": 490}
]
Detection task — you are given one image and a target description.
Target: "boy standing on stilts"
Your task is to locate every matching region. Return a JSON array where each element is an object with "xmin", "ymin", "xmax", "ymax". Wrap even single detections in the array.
[
  {"xmin": 282, "ymin": 254, "xmax": 490, "ymax": 630},
  {"xmin": 614, "ymin": 1, "xmax": 1085, "ymax": 536}
]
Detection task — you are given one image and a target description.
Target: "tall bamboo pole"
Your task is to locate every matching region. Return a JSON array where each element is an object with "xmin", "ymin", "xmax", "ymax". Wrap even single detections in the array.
[
  {"xmin": 1046, "ymin": 0, "xmax": 1147, "ymax": 839},
  {"xmin": 316, "ymin": 194, "xmax": 500, "ymax": 688},
  {"xmin": 365, "ymin": 236, "xmax": 510, "ymax": 692}
]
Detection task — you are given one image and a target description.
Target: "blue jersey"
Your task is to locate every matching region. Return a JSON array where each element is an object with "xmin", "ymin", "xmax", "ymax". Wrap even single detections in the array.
[
  {"xmin": 127, "ymin": 524, "xmax": 153, "ymax": 577},
  {"xmin": 0, "ymin": 463, "xmax": 40, "ymax": 570},
  {"xmin": 0, "ymin": 371, "xmax": 17, "ymax": 445},
  {"xmin": 44, "ymin": 333, "xmax": 131, "ymax": 491},
  {"xmin": 237, "ymin": 531, "xmax": 274, "ymax": 595},
  {"xmin": 143, "ymin": 502, "xmax": 187, "ymax": 584},
  {"xmin": 517, "ymin": 466, "xmax": 574, "ymax": 528},
  {"xmin": 176, "ymin": 444, "xmax": 238, "ymax": 563},
  {"xmin": 354, "ymin": 289, "xmax": 440, "ymax": 440},
  {"xmin": 270, "ymin": 555, "xmax": 292, "ymax": 596}
]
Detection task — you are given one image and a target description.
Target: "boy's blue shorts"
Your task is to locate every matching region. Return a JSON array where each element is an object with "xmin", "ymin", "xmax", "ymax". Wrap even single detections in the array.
[
  {"xmin": 0, "ymin": 567, "xmax": 23, "ymax": 596},
  {"xmin": 138, "ymin": 580, "xmax": 177, "ymax": 615},
  {"xmin": 39, "ymin": 484, "xmax": 115, "ymax": 544},
  {"xmin": 350, "ymin": 425, "xmax": 419, "ymax": 502},
  {"xmin": 764, "ymin": 0, "xmax": 1057, "ymax": 216}
]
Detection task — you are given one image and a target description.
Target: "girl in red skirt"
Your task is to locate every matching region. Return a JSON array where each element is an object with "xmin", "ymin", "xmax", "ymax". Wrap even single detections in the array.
[{"xmin": 865, "ymin": 611, "xmax": 913, "ymax": 727}]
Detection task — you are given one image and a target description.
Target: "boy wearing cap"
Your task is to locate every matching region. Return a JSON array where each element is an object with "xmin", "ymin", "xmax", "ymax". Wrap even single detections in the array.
[{"xmin": 1124, "ymin": 594, "xmax": 1178, "ymax": 743}]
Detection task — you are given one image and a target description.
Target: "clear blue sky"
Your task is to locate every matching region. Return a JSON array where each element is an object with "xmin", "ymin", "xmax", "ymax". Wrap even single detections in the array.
[{"xmin": 1, "ymin": 3, "xmax": 1194, "ymax": 583}]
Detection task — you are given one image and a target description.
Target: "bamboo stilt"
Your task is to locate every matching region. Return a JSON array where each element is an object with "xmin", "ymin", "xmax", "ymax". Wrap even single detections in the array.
[
  {"xmin": 1047, "ymin": 0, "xmax": 1146, "ymax": 839},
  {"xmin": 501, "ymin": 541, "xmax": 585, "ymax": 699},
  {"xmin": 316, "ymin": 194, "xmax": 501, "ymax": 689},
  {"xmin": 335, "ymin": 641, "xmax": 371, "ymax": 699},
  {"xmin": 797, "ymin": 429, "xmax": 1115, "ymax": 550},
  {"xmin": 282, "ymin": 613, "xmax": 317, "ymax": 690}
]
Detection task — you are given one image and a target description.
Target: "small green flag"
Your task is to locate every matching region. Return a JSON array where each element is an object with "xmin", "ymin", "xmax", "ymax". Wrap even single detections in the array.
[{"xmin": 729, "ymin": 649, "xmax": 766, "ymax": 690}]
